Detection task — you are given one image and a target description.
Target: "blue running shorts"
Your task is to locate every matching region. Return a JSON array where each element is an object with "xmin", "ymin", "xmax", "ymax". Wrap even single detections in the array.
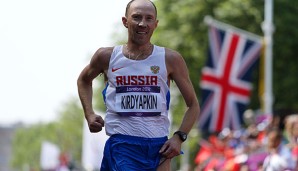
[{"xmin": 100, "ymin": 134, "xmax": 168, "ymax": 171}]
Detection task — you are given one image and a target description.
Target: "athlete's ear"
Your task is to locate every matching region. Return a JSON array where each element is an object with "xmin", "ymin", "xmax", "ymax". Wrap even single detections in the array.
[
  {"xmin": 122, "ymin": 17, "xmax": 128, "ymax": 28},
  {"xmin": 155, "ymin": 19, "xmax": 159, "ymax": 28}
]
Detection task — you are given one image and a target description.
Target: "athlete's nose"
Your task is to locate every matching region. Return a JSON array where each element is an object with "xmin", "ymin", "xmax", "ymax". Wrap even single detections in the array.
[{"xmin": 138, "ymin": 19, "xmax": 146, "ymax": 27}]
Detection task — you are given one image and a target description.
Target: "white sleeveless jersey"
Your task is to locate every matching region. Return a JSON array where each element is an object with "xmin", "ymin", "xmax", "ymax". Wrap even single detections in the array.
[{"xmin": 103, "ymin": 45, "xmax": 170, "ymax": 138}]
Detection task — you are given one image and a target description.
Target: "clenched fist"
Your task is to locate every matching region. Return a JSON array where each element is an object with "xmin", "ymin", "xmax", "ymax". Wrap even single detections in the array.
[{"xmin": 86, "ymin": 113, "xmax": 105, "ymax": 133}]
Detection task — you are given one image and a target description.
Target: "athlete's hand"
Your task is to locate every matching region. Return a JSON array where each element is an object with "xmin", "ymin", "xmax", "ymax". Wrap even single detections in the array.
[
  {"xmin": 86, "ymin": 113, "xmax": 104, "ymax": 133},
  {"xmin": 159, "ymin": 136, "xmax": 182, "ymax": 159}
]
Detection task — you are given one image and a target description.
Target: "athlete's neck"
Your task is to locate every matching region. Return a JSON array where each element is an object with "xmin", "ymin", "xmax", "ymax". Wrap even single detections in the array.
[{"xmin": 124, "ymin": 43, "xmax": 153, "ymax": 60}]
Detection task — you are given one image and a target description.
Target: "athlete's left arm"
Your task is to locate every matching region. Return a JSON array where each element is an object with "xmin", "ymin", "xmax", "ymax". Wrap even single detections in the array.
[{"xmin": 159, "ymin": 48, "xmax": 200, "ymax": 159}]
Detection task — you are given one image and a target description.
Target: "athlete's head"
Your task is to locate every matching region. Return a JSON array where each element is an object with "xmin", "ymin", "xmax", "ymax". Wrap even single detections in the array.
[
  {"xmin": 125, "ymin": 0, "xmax": 157, "ymax": 18},
  {"xmin": 122, "ymin": 0, "xmax": 158, "ymax": 45}
]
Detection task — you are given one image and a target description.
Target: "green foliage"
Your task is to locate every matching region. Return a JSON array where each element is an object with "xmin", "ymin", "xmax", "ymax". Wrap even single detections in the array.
[
  {"xmin": 154, "ymin": 0, "xmax": 298, "ymax": 116},
  {"xmin": 11, "ymin": 124, "xmax": 50, "ymax": 170},
  {"xmin": 55, "ymin": 99, "xmax": 84, "ymax": 160},
  {"xmin": 273, "ymin": 0, "xmax": 298, "ymax": 112},
  {"xmin": 152, "ymin": 0, "xmax": 298, "ymax": 168},
  {"xmin": 10, "ymin": 99, "xmax": 84, "ymax": 170}
]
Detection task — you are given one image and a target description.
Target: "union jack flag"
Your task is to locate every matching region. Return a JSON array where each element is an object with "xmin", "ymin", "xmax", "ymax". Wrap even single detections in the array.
[{"xmin": 199, "ymin": 21, "xmax": 263, "ymax": 132}]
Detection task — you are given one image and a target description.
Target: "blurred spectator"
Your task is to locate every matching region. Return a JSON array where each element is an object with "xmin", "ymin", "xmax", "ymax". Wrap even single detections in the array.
[
  {"xmin": 284, "ymin": 114, "xmax": 298, "ymax": 146},
  {"xmin": 245, "ymin": 123, "xmax": 267, "ymax": 171},
  {"xmin": 262, "ymin": 128, "xmax": 296, "ymax": 171},
  {"xmin": 284, "ymin": 114, "xmax": 298, "ymax": 170},
  {"xmin": 195, "ymin": 113, "xmax": 298, "ymax": 171}
]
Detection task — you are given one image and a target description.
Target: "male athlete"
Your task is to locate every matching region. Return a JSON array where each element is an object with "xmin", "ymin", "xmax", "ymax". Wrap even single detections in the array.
[{"xmin": 77, "ymin": 0, "xmax": 200, "ymax": 170}]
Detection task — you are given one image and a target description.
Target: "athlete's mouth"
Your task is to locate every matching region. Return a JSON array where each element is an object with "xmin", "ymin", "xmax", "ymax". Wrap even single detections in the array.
[{"xmin": 136, "ymin": 31, "xmax": 147, "ymax": 34}]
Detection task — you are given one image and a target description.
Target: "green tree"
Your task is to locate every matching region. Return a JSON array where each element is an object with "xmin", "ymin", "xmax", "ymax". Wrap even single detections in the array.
[
  {"xmin": 11, "ymin": 99, "xmax": 84, "ymax": 170},
  {"xmin": 272, "ymin": 0, "xmax": 298, "ymax": 113},
  {"xmin": 151, "ymin": 0, "xmax": 298, "ymax": 168},
  {"xmin": 11, "ymin": 123, "xmax": 56, "ymax": 170},
  {"xmin": 55, "ymin": 99, "xmax": 84, "ymax": 161},
  {"xmin": 153, "ymin": 0, "xmax": 298, "ymax": 120}
]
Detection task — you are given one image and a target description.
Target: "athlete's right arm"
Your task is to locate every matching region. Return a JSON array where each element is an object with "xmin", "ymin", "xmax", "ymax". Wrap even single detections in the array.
[{"xmin": 77, "ymin": 47, "xmax": 113, "ymax": 133}]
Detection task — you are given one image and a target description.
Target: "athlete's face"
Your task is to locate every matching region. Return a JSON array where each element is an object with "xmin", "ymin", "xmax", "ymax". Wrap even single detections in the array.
[{"xmin": 122, "ymin": 0, "xmax": 158, "ymax": 45}]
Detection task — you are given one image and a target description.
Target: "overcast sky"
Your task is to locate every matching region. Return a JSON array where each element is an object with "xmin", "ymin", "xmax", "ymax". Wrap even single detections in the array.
[{"xmin": 0, "ymin": 0, "xmax": 131, "ymax": 125}]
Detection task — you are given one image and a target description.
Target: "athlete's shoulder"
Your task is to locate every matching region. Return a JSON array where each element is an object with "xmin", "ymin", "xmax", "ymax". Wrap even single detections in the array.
[
  {"xmin": 92, "ymin": 46, "xmax": 115, "ymax": 62},
  {"xmin": 89, "ymin": 46, "xmax": 114, "ymax": 71},
  {"xmin": 164, "ymin": 48, "xmax": 186, "ymax": 78},
  {"xmin": 164, "ymin": 47, "xmax": 183, "ymax": 61},
  {"xmin": 94, "ymin": 46, "xmax": 114, "ymax": 58}
]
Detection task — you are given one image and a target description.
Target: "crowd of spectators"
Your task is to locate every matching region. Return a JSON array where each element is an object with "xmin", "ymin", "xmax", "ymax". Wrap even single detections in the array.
[{"xmin": 194, "ymin": 113, "xmax": 298, "ymax": 171}]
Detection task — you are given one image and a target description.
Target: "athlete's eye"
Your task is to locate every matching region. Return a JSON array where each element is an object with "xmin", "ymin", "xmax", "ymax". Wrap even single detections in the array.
[
  {"xmin": 132, "ymin": 15, "xmax": 142, "ymax": 21},
  {"xmin": 146, "ymin": 17, "xmax": 153, "ymax": 21}
]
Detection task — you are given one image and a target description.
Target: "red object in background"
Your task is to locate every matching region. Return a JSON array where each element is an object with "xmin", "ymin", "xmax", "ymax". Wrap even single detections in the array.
[
  {"xmin": 195, "ymin": 140, "xmax": 213, "ymax": 164},
  {"xmin": 222, "ymin": 158, "xmax": 240, "ymax": 171},
  {"xmin": 292, "ymin": 146, "xmax": 298, "ymax": 156},
  {"xmin": 59, "ymin": 152, "xmax": 69, "ymax": 166},
  {"xmin": 204, "ymin": 159, "xmax": 220, "ymax": 171}
]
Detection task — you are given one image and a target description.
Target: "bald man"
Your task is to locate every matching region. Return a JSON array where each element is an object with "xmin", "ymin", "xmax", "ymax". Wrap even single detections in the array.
[{"xmin": 77, "ymin": 0, "xmax": 200, "ymax": 170}]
